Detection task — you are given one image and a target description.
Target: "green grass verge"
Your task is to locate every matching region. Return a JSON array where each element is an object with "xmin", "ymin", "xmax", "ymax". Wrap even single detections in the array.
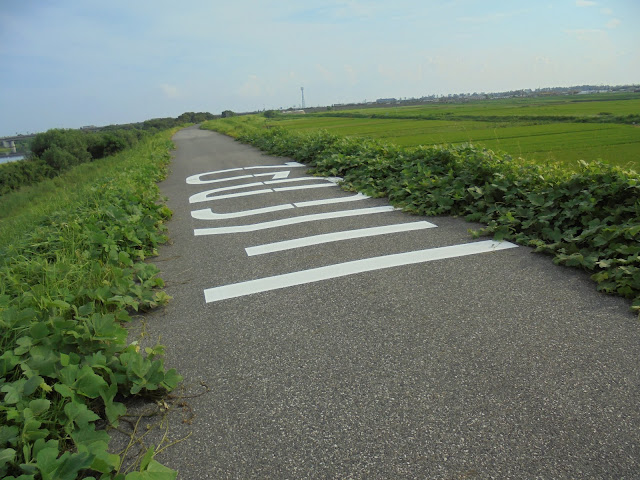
[
  {"xmin": 202, "ymin": 118, "xmax": 640, "ymax": 318},
  {"xmin": 0, "ymin": 131, "xmax": 180, "ymax": 479}
]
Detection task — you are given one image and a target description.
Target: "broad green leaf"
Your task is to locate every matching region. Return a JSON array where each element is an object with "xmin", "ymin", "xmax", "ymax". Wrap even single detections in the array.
[
  {"xmin": 125, "ymin": 459, "xmax": 177, "ymax": 480},
  {"xmin": 29, "ymin": 322, "xmax": 49, "ymax": 340},
  {"xmin": 1, "ymin": 383, "xmax": 22, "ymax": 404},
  {"xmin": 70, "ymin": 424, "xmax": 110, "ymax": 450},
  {"xmin": 28, "ymin": 399, "xmax": 51, "ymax": 416},
  {"xmin": 74, "ymin": 365, "xmax": 108, "ymax": 398},
  {"xmin": 49, "ymin": 451, "xmax": 94, "ymax": 480},
  {"xmin": 87, "ymin": 449, "xmax": 120, "ymax": 474},
  {"xmin": 64, "ymin": 401, "xmax": 100, "ymax": 428},
  {"xmin": 35, "ymin": 446, "xmax": 59, "ymax": 478},
  {"xmin": 161, "ymin": 369, "xmax": 182, "ymax": 391},
  {"xmin": 0, "ymin": 448, "xmax": 16, "ymax": 467},
  {"xmin": 0, "ymin": 426, "xmax": 19, "ymax": 447},
  {"xmin": 14, "ymin": 337, "xmax": 33, "ymax": 356},
  {"xmin": 53, "ymin": 383, "xmax": 74, "ymax": 398},
  {"xmin": 139, "ymin": 446, "xmax": 155, "ymax": 471},
  {"xmin": 23, "ymin": 375, "xmax": 44, "ymax": 396}
]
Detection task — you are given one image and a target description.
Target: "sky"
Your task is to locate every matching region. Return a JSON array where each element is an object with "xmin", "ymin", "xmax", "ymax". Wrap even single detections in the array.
[{"xmin": 0, "ymin": 0, "xmax": 638, "ymax": 136}]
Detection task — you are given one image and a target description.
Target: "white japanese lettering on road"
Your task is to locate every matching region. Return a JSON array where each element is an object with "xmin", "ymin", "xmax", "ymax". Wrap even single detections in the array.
[
  {"xmin": 189, "ymin": 176, "xmax": 336, "ymax": 203},
  {"xmin": 245, "ymin": 221, "xmax": 437, "ymax": 256},
  {"xmin": 186, "ymin": 162, "xmax": 304, "ymax": 184},
  {"xmin": 193, "ymin": 206, "xmax": 396, "ymax": 235},
  {"xmin": 191, "ymin": 192, "xmax": 370, "ymax": 220},
  {"xmin": 204, "ymin": 240, "xmax": 518, "ymax": 302},
  {"xmin": 185, "ymin": 170, "xmax": 291, "ymax": 186},
  {"xmin": 185, "ymin": 163, "xmax": 518, "ymax": 305}
]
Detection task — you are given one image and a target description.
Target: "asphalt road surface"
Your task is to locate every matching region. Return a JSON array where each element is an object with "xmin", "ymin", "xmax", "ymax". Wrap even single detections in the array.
[{"xmin": 117, "ymin": 126, "xmax": 640, "ymax": 479}]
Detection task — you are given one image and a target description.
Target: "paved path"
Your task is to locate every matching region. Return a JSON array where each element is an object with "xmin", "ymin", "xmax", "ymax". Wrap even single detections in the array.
[{"xmin": 128, "ymin": 126, "xmax": 639, "ymax": 478}]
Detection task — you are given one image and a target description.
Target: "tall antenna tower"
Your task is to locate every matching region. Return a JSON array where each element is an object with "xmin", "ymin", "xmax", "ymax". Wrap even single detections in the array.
[{"xmin": 301, "ymin": 87, "xmax": 305, "ymax": 109}]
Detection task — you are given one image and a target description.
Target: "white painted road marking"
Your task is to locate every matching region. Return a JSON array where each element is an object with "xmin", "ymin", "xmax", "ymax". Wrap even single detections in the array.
[
  {"xmin": 204, "ymin": 240, "xmax": 518, "ymax": 302},
  {"xmin": 186, "ymin": 170, "xmax": 291, "ymax": 186},
  {"xmin": 186, "ymin": 162, "xmax": 305, "ymax": 184},
  {"xmin": 193, "ymin": 206, "xmax": 396, "ymax": 235},
  {"xmin": 294, "ymin": 192, "xmax": 369, "ymax": 207},
  {"xmin": 191, "ymin": 192, "xmax": 370, "ymax": 220},
  {"xmin": 245, "ymin": 221, "xmax": 438, "ymax": 256},
  {"xmin": 189, "ymin": 177, "xmax": 336, "ymax": 203},
  {"xmin": 192, "ymin": 204, "xmax": 294, "ymax": 220},
  {"xmin": 273, "ymin": 183, "xmax": 336, "ymax": 192}
]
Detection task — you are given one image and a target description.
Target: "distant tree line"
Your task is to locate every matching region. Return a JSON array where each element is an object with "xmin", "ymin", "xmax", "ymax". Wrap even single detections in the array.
[
  {"xmin": 0, "ymin": 111, "xmax": 216, "ymax": 195},
  {"xmin": 101, "ymin": 111, "xmax": 217, "ymax": 133}
]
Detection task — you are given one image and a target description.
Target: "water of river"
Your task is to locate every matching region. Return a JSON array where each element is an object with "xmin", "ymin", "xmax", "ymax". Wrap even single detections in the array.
[{"xmin": 0, "ymin": 155, "xmax": 25, "ymax": 165}]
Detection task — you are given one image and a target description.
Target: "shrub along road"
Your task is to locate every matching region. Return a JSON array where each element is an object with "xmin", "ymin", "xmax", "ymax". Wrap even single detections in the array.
[{"xmin": 132, "ymin": 126, "xmax": 639, "ymax": 478}]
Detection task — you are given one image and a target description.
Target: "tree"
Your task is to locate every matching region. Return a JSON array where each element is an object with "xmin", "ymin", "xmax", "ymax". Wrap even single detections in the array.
[{"xmin": 31, "ymin": 129, "xmax": 90, "ymax": 168}]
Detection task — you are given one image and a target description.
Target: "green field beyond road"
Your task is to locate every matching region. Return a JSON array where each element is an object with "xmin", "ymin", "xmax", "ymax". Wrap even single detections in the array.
[{"xmin": 272, "ymin": 93, "xmax": 640, "ymax": 171}]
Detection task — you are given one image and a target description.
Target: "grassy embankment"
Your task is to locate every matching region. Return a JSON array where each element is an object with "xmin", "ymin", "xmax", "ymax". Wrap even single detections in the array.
[
  {"xmin": 201, "ymin": 113, "xmax": 640, "ymax": 317},
  {"xmin": 0, "ymin": 131, "xmax": 180, "ymax": 479},
  {"xmin": 273, "ymin": 94, "xmax": 640, "ymax": 172}
]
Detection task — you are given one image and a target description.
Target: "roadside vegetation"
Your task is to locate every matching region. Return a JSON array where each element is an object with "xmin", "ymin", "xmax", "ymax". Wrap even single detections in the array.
[
  {"xmin": 201, "ymin": 115, "xmax": 640, "ymax": 318},
  {"xmin": 0, "ymin": 131, "xmax": 180, "ymax": 479}
]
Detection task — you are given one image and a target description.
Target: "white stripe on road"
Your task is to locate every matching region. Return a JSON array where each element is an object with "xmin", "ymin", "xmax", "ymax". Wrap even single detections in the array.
[
  {"xmin": 293, "ymin": 192, "xmax": 369, "ymax": 207},
  {"xmin": 204, "ymin": 240, "xmax": 518, "ymax": 302},
  {"xmin": 273, "ymin": 183, "xmax": 336, "ymax": 192},
  {"xmin": 186, "ymin": 170, "xmax": 291, "ymax": 185},
  {"xmin": 194, "ymin": 206, "xmax": 396, "ymax": 235},
  {"xmin": 245, "ymin": 221, "xmax": 437, "ymax": 256},
  {"xmin": 185, "ymin": 162, "xmax": 305, "ymax": 184},
  {"xmin": 246, "ymin": 162, "xmax": 305, "ymax": 169},
  {"xmin": 193, "ymin": 189, "xmax": 274, "ymax": 202},
  {"xmin": 189, "ymin": 177, "xmax": 333, "ymax": 203},
  {"xmin": 192, "ymin": 204, "xmax": 295, "ymax": 220},
  {"xmin": 191, "ymin": 192, "xmax": 369, "ymax": 220}
]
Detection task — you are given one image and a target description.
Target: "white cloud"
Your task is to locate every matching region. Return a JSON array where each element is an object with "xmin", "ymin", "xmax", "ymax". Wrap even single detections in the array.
[
  {"xmin": 315, "ymin": 64, "xmax": 336, "ymax": 84},
  {"xmin": 159, "ymin": 84, "xmax": 179, "ymax": 98},
  {"xmin": 600, "ymin": 7, "xmax": 613, "ymax": 15},
  {"xmin": 344, "ymin": 64, "xmax": 358, "ymax": 85},
  {"xmin": 565, "ymin": 28, "xmax": 606, "ymax": 42},
  {"xmin": 237, "ymin": 75, "xmax": 263, "ymax": 97},
  {"xmin": 457, "ymin": 10, "xmax": 527, "ymax": 23},
  {"xmin": 606, "ymin": 18, "xmax": 621, "ymax": 29},
  {"xmin": 576, "ymin": 0, "xmax": 596, "ymax": 6}
]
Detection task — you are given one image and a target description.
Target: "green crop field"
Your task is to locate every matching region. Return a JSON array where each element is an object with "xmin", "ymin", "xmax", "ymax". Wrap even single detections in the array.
[
  {"xmin": 319, "ymin": 93, "xmax": 640, "ymax": 119},
  {"xmin": 268, "ymin": 93, "xmax": 640, "ymax": 172}
]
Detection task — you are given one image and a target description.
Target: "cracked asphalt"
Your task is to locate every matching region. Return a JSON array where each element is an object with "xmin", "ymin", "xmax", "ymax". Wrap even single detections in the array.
[{"xmin": 112, "ymin": 126, "xmax": 640, "ymax": 479}]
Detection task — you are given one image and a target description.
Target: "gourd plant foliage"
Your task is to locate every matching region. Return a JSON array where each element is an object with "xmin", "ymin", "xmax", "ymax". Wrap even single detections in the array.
[
  {"xmin": 0, "ymin": 135, "xmax": 180, "ymax": 479},
  {"xmin": 205, "ymin": 121, "xmax": 640, "ymax": 317}
]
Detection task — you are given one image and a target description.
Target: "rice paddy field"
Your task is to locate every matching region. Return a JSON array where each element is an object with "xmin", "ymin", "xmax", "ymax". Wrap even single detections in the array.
[{"xmin": 270, "ymin": 93, "xmax": 640, "ymax": 172}]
